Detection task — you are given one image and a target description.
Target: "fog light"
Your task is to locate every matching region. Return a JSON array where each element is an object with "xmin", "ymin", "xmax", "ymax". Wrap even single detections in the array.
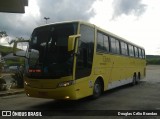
[{"xmin": 27, "ymin": 93, "xmax": 30, "ymax": 96}]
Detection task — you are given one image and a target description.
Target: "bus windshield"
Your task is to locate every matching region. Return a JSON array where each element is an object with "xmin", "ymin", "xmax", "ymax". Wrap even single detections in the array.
[{"xmin": 28, "ymin": 23, "xmax": 78, "ymax": 79}]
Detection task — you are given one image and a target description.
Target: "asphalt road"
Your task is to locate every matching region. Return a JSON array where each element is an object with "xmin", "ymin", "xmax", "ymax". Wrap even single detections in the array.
[{"xmin": 0, "ymin": 65, "xmax": 160, "ymax": 119}]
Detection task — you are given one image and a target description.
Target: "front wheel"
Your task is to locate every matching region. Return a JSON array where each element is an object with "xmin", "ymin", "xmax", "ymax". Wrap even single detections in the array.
[{"xmin": 92, "ymin": 80, "xmax": 102, "ymax": 99}]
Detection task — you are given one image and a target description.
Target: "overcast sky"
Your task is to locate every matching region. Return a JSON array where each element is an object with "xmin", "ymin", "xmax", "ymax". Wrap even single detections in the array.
[{"xmin": 0, "ymin": 0, "xmax": 160, "ymax": 55}]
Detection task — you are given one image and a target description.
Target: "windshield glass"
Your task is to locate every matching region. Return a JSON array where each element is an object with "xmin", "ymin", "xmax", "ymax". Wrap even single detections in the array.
[{"xmin": 27, "ymin": 22, "xmax": 78, "ymax": 79}]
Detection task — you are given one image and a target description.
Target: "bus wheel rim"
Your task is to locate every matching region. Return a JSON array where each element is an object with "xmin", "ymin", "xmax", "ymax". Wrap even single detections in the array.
[{"xmin": 94, "ymin": 83, "xmax": 101, "ymax": 94}]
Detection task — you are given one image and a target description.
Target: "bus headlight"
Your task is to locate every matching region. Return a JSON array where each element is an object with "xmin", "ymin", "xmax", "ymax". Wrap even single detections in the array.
[{"xmin": 58, "ymin": 80, "xmax": 75, "ymax": 87}]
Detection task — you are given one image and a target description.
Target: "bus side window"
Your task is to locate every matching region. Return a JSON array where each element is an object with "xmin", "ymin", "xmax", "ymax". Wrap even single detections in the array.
[
  {"xmin": 138, "ymin": 48, "xmax": 142, "ymax": 58},
  {"xmin": 134, "ymin": 47, "xmax": 139, "ymax": 58},
  {"xmin": 142, "ymin": 49, "xmax": 145, "ymax": 59},
  {"xmin": 103, "ymin": 35, "xmax": 109, "ymax": 52},
  {"xmin": 97, "ymin": 32, "xmax": 104, "ymax": 51},
  {"xmin": 110, "ymin": 37, "xmax": 120, "ymax": 54},
  {"xmin": 121, "ymin": 41, "xmax": 128, "ymax": 56},
  {"xmin": 110, "ymin": 37, "xmax": 116, "ymax": 53},
  {"xmin": 128, "ymin": 45, "xmax": 134, "ymax": 57},
  {"xmin": 97, "ymin": 32, "xmax": 109, "ymax": 53}
]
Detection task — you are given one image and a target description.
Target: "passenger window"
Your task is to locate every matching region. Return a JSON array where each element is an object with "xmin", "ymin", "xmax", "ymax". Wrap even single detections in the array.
[
  {"xmin": 110, "ymin": 37, "xmax": 120, "ymax": 54},
  {"xmin": 142, "ymin": 50, "xmax": 145, "ymax": 59},
  {"xmin": 115, "ymin": 39, "xmax": 120, "ymax": 54},
  {"xmin": 138, "ymin": 49, "xmax": 142, "ymax": 58},
  {"xmin": 134, "ymin": 47, "xmax": 139, "ymax": 58},
  {"xmin": 129, "ymin": 45, "xmax": 134, "ymax": 57},
  {"xmin": 97, "ymin": 32, "xmax": 104, "ymax": 51},
  {"xmin": 121, "ymin": 42, "xmax": 128, "ymax": 56},
  {"xmin": 104, "ymin": 35, "xmax": 109, "ymax": 52},
  {"xmin": 110, "ymin": 37, "xmax": 116, "ymax": 53},
  {"xmin": 97, "ymin": 32, "xmax": 109, "ymax": 52}
]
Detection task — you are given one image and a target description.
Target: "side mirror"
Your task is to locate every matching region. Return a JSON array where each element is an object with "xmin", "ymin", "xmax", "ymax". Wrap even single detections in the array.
[
  {"xmin": 13, "ymin": 40, "xmax": 29, "ymax": 58},
  {"xmin": 68, "ymin": 34, "xmax": 81, "ymax": 52}
]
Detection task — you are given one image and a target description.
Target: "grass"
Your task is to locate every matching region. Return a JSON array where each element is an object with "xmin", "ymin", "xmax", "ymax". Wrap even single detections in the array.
[
  {"xmin": 0, "ymin": 45, "xmax": 24, "ymax": 66},
  {"xmin": 0, "ymin": 45, "xmax": 13, "ymax": 56}
]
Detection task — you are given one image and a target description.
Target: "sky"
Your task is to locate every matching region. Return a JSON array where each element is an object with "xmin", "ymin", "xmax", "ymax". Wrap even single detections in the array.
[{"xmin": 0, "ymin": 0, "xmax": 160, "ymax": 55}]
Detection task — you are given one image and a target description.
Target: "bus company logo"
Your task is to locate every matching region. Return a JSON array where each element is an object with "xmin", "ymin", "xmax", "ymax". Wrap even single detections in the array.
[
  {"xmin": 2, "ymin": 111, "xmax": 11, "ymax": 116},
  {"xmin": 1, "ymin": 111, "xmax": 42, "ymax": 117}
]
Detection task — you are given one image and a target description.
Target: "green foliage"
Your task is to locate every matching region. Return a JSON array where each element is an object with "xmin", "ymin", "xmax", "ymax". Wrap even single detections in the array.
[
  {"xmin": 0, "ymin": 45, "xmax": 25, "ymax": 66},
  {"xmin": 146, "ymin": 55, "xmax": 160, "ymax": 65},
  {"xmin": 0, "ymin": 31, "xmax": 8, "ymax": 38},
  {"xmin": 0, "ymin": 45, "xmax": 13, "ymax": 56},
  {"xmin": 5, "ymin": 58, "xmax": 25, "ymax": 66}
]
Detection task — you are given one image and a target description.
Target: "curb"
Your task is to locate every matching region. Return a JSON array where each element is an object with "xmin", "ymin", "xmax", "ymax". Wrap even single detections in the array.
[{"xmin": 0, "ymin": 89, "xmax": 25, "ymax": 97}]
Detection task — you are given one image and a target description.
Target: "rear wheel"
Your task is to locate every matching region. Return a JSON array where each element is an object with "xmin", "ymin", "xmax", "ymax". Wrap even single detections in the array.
[
  {"xmin": 92, "ymin": 80, "xmax": 102, "ymax": 99},
  {"xmin": 136, "ymin": 73, "xmax": 140, "ymax": 84}
]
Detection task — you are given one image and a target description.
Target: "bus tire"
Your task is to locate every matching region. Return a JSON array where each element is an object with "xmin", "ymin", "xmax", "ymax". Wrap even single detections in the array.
[
  {"xmin": 131, "ymin": 74, "xmax": 136, "ymax": 86},
  {"xmin": 92, "ymin": 80, "xmax": 102, "ymax": 99},
  {"xmin": 136, "ymin": 73, "xmax": 140, "ymax": 84}
]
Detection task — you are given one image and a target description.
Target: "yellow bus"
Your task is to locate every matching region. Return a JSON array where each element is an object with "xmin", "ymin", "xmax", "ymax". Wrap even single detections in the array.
[{"xmin": 13, "ymin": 21, "xmax": 146, "ymax": 100}]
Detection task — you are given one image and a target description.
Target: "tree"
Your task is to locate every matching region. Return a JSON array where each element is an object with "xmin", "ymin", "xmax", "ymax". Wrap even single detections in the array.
[
  {"xmin": 0, "ymin": 31, "xmax": 9, "ymax": 46},
  {"xmin": 0, "ymin": 31, "xmax": 8, "ymax": 38}
]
